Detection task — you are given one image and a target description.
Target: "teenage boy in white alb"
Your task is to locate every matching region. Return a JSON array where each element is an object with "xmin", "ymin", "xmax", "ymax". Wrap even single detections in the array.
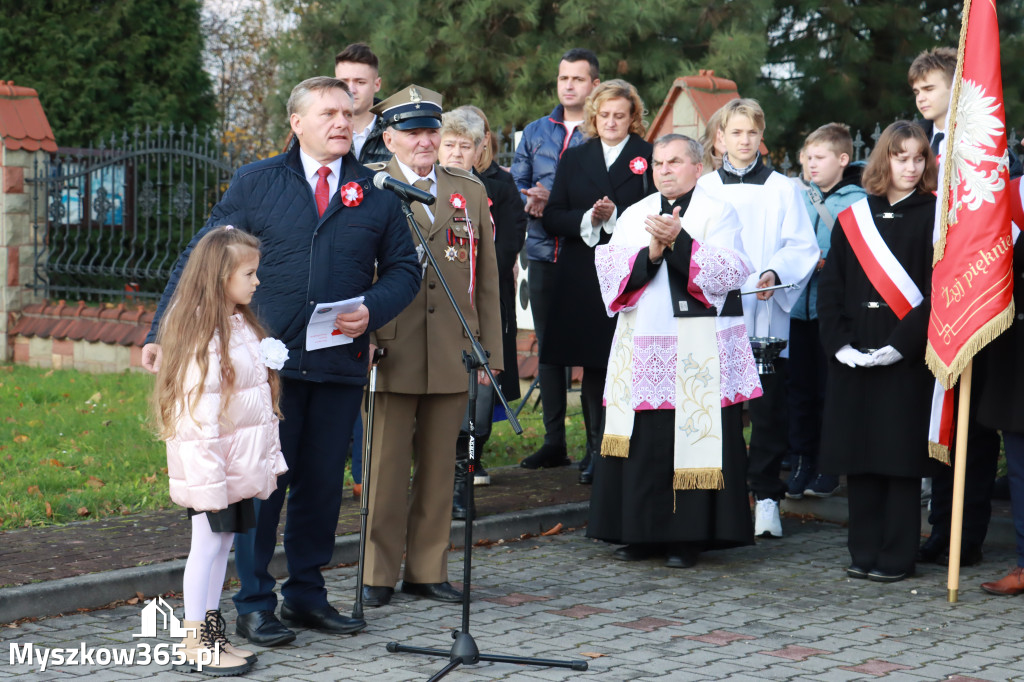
[{"xmin": 697, "ymin": 98, "xmax": 818, "ymax": 538}]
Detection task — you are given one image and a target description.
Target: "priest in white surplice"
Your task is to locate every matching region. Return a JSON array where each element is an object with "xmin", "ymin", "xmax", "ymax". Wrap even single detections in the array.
[
  {"xmin": 697, "ymin": 98, "xmax": 819, "ymax": 538},
  {"xmin": 588, "ymin": 134, "xmax": 762, "ymax": 569}
]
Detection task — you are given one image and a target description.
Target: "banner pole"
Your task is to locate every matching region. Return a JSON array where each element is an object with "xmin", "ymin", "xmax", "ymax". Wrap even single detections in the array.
[{"xmin": 947, "ymin": 359, "xmax": 973, "ymax": 603}]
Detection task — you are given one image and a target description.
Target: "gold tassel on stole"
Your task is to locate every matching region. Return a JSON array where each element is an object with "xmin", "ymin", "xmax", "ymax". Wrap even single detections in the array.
[
  {"xmin": 673, "ymin": 468, "xmax": 725, "ymax": 491},
  {"xmin": 601, "ymin": 434, "xmax": 631, "ymax": 458}
]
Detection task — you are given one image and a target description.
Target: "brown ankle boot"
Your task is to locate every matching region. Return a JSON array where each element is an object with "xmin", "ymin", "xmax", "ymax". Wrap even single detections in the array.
[
  {"xmin": 174, "ymin": 618, "xmax": 251, "ymax": 675},
  {"xmin": 981, "ymin": 566, "xmax": 1024, "ymax": 595},
  {"xmin": 205, "ymin": 609, "xmax": 257, "ymax": 663}
]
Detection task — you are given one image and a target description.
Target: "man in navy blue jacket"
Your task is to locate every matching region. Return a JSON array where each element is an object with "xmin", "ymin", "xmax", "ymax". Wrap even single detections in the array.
[
  {"xmin": 511, "ymin": 48, "xmax": 599, "ymax": 471},
  {"xmin": 143, "ymin": 76, "xmax": 420, "ymax": 645}
]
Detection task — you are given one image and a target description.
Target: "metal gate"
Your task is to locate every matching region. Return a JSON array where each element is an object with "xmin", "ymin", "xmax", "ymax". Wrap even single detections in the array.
[{"xmin": 28, "ymin": 124, "xmax": 251, "ymax": 302}]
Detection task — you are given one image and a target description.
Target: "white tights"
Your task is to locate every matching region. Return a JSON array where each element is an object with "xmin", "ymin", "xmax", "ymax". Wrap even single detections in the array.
[{"xmin": 183, "ymin": 513, "xmax": 235, "ymax": 621}]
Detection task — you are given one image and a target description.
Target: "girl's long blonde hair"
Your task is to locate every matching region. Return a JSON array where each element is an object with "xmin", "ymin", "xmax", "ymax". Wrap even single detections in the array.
[{"xmin": 153, "ymin": 226, "xmax": 282, "ymax": 440}]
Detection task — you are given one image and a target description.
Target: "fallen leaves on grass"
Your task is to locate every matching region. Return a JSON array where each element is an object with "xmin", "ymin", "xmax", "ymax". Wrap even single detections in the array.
[
  {"xmin": 76, "ymin": 507, "xmax": 90, "ymax": 517},
  {"xmin": 142, "ymin": 474, "xmax": 157, "ymax": 484},
  {"xmin": 26, "ymin": 485, "xmax": 40, "ymax": 496},
  {"xmin": 86, "ymin": 476, "xmax": 105, "ymax": 489},
  {"xmin": 45, "ymin": 502, "xmax": 52, "ymax": 518},
  {"xmin": 87, "ymin": 392, "xmax": 102, "ymax": 404},
  {"xmin": 13, "ymin": 434, "xmax": 28, "ymax": 443}
]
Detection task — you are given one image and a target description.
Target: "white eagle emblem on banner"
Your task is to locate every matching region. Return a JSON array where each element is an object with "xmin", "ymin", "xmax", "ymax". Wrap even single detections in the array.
[{"xmin": 950, "ymin": 78, "xmax": 1009, "ymax": 215}]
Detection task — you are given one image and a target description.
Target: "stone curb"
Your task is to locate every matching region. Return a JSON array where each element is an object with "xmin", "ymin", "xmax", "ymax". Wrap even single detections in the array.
[{"xmin": 0, "ymin": 502, "xmax": 589, "ymax": 625}]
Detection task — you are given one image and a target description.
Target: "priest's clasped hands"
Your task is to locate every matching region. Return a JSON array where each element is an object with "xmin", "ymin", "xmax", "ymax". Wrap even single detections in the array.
[
  {"xmin": 645, "ymin": 206, "xmax": 683, "ymax": 261},
  {"xmin": 835, "ymin": 344, "xmax": 904, "ymax": 368}
]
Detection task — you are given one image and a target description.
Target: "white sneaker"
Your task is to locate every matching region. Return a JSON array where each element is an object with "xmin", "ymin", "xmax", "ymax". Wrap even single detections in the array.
[{"xmin": 754, "ymin": 498, "xmax": 783, "ymax": 538}]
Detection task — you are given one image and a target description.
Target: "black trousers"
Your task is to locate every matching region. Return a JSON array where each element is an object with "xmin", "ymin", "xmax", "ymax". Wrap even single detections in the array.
[
  {"xmin": 847, "ymin": 474, "xmax": 921, "ymax": 574},
  {"xmin": 580, "ymin": 366, "xmax": 606, "ymax": 459},
  {"xmin": 747, "ymin": 358, "xmax": 789, "ymax": 500},
  {"xmin": 927, "ymin": 378, "xmax": 1000, "ymax": 547},
  {"xmin": 233, "ymin": 378, "xmax": 362, "ymax": 613},
  {"xmin": 528, "ymin": 260, "xmax": 567, "ymax": 447},
  {"xmin": 787, "ymin": 319, "xmax": 826, "ymax": 463}
]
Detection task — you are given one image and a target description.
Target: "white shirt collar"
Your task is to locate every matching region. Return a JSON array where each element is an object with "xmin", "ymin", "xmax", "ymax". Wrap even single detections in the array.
[
  {"xmin": 298, "ymin": 148, "xmax": 343, "ymax": 184},
  {"xmin": 395, "ymin": 158, "xmax": 437, "ymax": 194},
  {"xmin": 601, "ymin": 137, "xmax": 629, "ymax": 169}
]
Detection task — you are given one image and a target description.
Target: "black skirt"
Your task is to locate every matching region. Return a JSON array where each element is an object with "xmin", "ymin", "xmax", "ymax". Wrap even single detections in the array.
[
  {"xmin": 187, "ymin": 498, "xmax": 256, "ymax": 533},
  {"xmin": 588, "ymin": 405, "xmax": 754, "ymax": 550}
]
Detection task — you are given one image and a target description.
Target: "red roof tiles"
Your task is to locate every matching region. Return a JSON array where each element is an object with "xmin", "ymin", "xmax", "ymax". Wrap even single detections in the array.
[
  {"xmin": 9, "ymin": 300, "xmax": 155, "ymax": 347},
  {"xmin": 0, "ymin": 81, "xmax": 57, "ymax": 152}
]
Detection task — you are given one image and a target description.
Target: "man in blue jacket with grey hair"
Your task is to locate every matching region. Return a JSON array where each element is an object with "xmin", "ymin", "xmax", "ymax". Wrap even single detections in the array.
[{"xmin": 142, "ymin": 76, "xmax": 419, "ymax": 646}]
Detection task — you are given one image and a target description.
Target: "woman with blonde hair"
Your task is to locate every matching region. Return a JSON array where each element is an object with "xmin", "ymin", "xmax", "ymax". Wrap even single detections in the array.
[{"xmin": 540, "ymin": 79, "xmax": 653, "ymax": 485}]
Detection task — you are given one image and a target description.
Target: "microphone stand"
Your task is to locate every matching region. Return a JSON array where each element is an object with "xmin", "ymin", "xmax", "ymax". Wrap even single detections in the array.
[{"xmin": 384, "ymin": 201, "xmax": 587, "ymax": 679}]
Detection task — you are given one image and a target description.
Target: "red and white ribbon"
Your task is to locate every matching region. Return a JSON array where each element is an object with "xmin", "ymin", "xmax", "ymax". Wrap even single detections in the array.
[{"xmin": 838, "ymin": 198, "xmax": 923, "ymax": 318}]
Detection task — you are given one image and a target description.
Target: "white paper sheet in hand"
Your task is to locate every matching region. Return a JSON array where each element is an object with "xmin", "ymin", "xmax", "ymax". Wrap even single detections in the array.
[{"xmin": 305, "ymin": 296, "xmax": 365, "ymax": 351}]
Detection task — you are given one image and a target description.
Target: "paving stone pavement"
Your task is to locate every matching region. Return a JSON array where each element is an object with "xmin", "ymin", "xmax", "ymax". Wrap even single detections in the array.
[{"xmin": 2, "ymin": 518, "xmax": 1023, "ymax": 681}]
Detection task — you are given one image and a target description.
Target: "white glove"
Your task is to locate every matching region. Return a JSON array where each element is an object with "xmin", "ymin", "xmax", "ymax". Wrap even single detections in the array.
[
  {"xmin": 835, "ymin": 344, "xmax": 872, "ymax": 368},
  {"xmin": 866, "ymin": 345, "xmax": 903, "ymax": 367}
]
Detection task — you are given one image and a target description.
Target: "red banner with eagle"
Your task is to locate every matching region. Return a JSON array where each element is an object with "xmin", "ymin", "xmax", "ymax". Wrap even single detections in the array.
[{"xmin": 927, "ymin": 0, "xmax": 1014, "ymax": 395}]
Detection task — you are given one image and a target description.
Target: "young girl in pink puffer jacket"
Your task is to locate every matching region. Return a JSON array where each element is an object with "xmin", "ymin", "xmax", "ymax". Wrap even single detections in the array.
[{"xmin": 153, "ymin": 226, "xmax": 288, "ymax": 675}]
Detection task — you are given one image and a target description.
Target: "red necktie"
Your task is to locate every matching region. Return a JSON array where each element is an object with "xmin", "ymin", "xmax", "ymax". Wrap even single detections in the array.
[{"xmin": 315, "ymin": 166, "xmax": 331, "ymax": 217}]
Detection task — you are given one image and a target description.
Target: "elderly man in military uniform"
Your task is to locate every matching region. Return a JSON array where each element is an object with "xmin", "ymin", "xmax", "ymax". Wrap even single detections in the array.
[{"xmin": 361, "ymin": 85, "xmax": 504, "ymax": 607}]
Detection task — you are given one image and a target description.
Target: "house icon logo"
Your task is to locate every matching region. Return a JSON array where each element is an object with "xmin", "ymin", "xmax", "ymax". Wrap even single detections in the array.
[{"xmin": 132, "ymin": 597, "xmax": 195, "ymax": 639}]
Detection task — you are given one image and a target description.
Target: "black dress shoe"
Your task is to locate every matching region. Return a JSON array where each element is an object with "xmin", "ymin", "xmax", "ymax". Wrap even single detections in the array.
[
  {"xmin": 361, "ymin": 585, "xmax": 394, "ymax": 607},
  {"xmin": 612, "ymin": 544, "xmax": 661, "ymax": 561},
  {"xmin": 578, "ymin": 461, "xmax": 594, "ymax": 485},
  {"xmin": 868, "ymin": 568, "xmax": 912, "ymax": 583},
  {"xmin": 400, "ymin": 581, "xmax": 464, "ymax": 602},
  {"xmin": 917, "ymin": 533, "xmax": 948, "ymax": 564},
  {"xmin": 235, "ymin": 610, "xmax": 296, "ymax": 647},
  {"xmin": 520, "ymin": 443, "xmax": 570, "ymax": 469},
  {"xmin": 940, "ymin": 544, "xmax": 984, "ymax": 567},
  {"xmin": 279, "ymin": 603, "xmax": 366, "ymax": 635},
  {"xmin": 846, "ymin": 565, "xmax": 870, "ymax": 580},
  {"xmin": 665, "ymin": 544, "xmax": 698, "ymax": 568},
  {"xmin": 578, "ymin": 451, "xmax": 592, "ymax": 472}
]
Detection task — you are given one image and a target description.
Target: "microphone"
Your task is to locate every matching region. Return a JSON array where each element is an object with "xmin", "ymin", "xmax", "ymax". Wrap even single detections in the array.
[{"xmin": 373, "ymin": 172, "xmax": 436, "ymax": 206}]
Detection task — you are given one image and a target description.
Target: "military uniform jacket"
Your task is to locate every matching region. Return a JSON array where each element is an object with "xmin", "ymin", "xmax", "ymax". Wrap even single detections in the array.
[{"xmin": 371, "ymin": 158, "xmax": 504, "ymax": 394}]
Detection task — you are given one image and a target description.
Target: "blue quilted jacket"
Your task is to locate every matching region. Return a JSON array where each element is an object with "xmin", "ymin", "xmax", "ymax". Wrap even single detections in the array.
[
  {"xmin": 510, "ymin": 104, "xmax": 587, "ymax": 262},
  {"xmin": 146, "ymin": 145, "xmax": 421, "ymax": 386}
]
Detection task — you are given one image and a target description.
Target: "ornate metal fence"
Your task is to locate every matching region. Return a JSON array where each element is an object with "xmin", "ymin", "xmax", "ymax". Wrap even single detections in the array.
[{"xmin": 28, "ymin": 125, "xmax": 253, "ymax": 302}]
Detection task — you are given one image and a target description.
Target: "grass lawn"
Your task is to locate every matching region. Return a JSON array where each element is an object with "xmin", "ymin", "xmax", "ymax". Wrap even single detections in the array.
[
  {"xmin": 0, "ymin": 364, "xmax": 169, "ymax": 530},
  {"xmin": 0, "ymin": 365, "xmax": 586, "ymax": 530}
]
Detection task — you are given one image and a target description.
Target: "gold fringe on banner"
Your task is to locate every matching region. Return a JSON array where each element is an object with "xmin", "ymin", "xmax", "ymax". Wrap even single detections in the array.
[
  {"xmin": 926, "ymin": 303, "xmax": 1014, "ymax": 389},
  {"xmin": 673, "ymin": 468, "xmax": 724, "ymax": 491},
  {"xmin": 601, "ymin": 434, "xmax": 631, "ymax": 458},
  {"xmin": 933, "ymin": 0, "xmax": 972, "ymax": 262},
  {"xmin": 929, "ymin": 440, "xmax": 951, "ymax": 465}
]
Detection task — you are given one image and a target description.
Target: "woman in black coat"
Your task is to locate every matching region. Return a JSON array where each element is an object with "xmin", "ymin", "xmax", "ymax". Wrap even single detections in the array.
[
  {"xmin": 541, "ymin": 79, "xmax": 653, "ymax": 484},
  {"xmin": 817, "ymin": 121, "xmax": 937, "ymax": 583}
]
